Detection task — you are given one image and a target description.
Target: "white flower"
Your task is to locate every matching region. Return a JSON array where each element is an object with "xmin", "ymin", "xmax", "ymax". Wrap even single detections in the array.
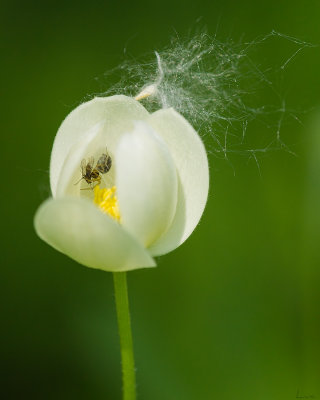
[{"xmin": 34, "ymin": 95, "xmax": 209, "ymax": 272}]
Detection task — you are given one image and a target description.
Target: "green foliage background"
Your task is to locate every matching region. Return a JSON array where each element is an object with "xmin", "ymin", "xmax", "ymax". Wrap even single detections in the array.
[{"xmin": 1, "ymin": 0, "xmax": 320, "ymax": 399}]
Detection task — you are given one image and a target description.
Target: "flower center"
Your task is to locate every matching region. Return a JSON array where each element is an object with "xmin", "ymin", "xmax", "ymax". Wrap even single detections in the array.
[{"xmin": 93, "ymin": 185, "xmax": 121, "ymax": 222}]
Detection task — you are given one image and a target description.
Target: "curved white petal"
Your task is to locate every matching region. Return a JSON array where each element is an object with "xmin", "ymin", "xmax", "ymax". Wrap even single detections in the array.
[
  {"xmin": 147, "ymin": 108, "xmax": 209, "ymax": 256},
  {"xmin": 56, "ymin": 121, "xmax": 104, "ymax": 197},
  {"xmin": 50, "ymin": 95, "xmax": 150, "ymax": 197},
  {"xmin": 116, "ymin": 121, "xmax": 178, "ymax": 248},
  {"xmin": 34, "ymin": 197, "xmax": 156, "ymax": 272}
]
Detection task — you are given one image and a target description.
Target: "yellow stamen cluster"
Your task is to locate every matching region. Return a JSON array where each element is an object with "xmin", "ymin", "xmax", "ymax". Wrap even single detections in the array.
[{"xmin": 93, "ymin": 185, "xmax": 121, "ymax": 222}]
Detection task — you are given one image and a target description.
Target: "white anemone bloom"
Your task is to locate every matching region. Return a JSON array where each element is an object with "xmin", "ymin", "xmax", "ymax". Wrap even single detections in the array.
[{"xmin": 34, "ymin": 95, "xmax": 209, "ymax": 272}]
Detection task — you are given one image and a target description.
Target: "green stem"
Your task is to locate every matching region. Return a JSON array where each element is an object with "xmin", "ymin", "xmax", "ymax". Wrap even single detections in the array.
[{"xmin": 113, "ymin": 272, "xmax": 136, "ymax": 400}]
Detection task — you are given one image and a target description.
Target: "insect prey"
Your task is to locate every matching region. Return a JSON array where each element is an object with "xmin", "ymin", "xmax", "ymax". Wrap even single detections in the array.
[{"xmin": 75, "ymin": 149, "xmax": 112, "ymax": 189}]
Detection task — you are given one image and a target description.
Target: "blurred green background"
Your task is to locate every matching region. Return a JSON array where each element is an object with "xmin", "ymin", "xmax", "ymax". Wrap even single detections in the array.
[{"xmin": 1, "ymin": 0, "xmax": 320, "ymax": 399}]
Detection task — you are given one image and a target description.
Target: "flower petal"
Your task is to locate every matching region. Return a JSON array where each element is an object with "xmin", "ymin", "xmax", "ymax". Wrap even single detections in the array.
[
  {"xmin": 56, "ymin": 121, "xmax": 104, "ymax": 197},
  {"xmin": 147, "ymin": 108, "xmax": 209, "ymax": 256},
  {"xmin": 50, "ymin": 95, "xmax": 150, "ymax": 197},
  {"xmin": 34, "ymin": 197, "xmax": 156, "ymax": 272},
  {"xmin": 116, "ymin": 121, "xmax": 178, "ymax": 248}
]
